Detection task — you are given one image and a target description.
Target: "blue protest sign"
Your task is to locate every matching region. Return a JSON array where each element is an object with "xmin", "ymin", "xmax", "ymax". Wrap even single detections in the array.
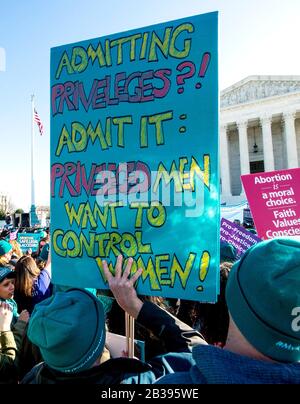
[
  {"xmin": 51, "ymin": 12, "xmax": 219, "ymax": 301},
  {"xmin": 17, "ymin": 233, "xmax": 40, "ymax": 253}
]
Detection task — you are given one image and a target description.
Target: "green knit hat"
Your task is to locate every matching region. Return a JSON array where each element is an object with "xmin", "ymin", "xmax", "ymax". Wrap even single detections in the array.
[
  {"xmin": 28, "ymin": 288, "xmax": 106, "ymax": 373},
  {"xmin": 0, "ymin": 240, "xmax": 13, "ymax": 256},
  {"xmin": 220, "ymin": 241, "xmax": 237, "ymax": 263},
  {"xmin": 0, "ymin": 267, "xmax": 16, "ymax": 283},
  {"xmin": 226, "ymin": 238, "xmax": 300, "ymax": 363}
]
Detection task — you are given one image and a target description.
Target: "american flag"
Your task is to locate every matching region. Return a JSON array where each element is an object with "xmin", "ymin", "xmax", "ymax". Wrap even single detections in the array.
[{"xmin": 34, "ymin": 108, "xmax": 44, "ymax": 136}]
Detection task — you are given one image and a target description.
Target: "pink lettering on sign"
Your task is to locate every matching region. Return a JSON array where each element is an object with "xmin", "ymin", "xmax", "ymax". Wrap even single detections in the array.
[{"xmin": 241, "ymin": 168, "xmax": 300, "ymax": 240}]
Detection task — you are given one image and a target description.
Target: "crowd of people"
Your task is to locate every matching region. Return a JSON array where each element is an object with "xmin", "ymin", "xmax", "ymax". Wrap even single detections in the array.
[{"xmin": 0, "ymin": 219, "xmax": 299, "ymax": 385}]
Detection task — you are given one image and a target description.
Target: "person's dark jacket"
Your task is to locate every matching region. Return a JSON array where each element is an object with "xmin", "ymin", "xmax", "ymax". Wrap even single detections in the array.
[
  {"xmin": 21, "ymin": 301, "xmax": 206, "ymax": 384},
  {"xmin": 14, "ymin": 267, "xmax": 52, "ymax": 314}
]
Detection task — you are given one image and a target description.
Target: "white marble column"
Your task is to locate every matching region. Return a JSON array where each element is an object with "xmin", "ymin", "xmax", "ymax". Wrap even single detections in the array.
[
  {"xmin": 260, "ymin": 116, "xmax": 275, "ymax": 172},
  {"xmin": 237, "ymin": 121, "xmax": 250, "ymax": 176},
  {"xmin": 283, "ymin": 112, "xmax": 299, "ymax": 168},
  {"xmin": 220, "ymin": 123, "xmax": 231, "ymax": 196}
]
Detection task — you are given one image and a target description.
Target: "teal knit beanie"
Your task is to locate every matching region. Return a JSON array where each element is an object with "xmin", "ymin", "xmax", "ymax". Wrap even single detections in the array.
[
  {"xmin": 27, "ymin": 288, "xmax": 106, "ymax": 373},
  {"xmin": 220, "ymin": 241, "xmax": 237, "ymax": 263},
  {"xmin": 0, "ymin": 240, "xmax": 13, "ymax": 256},
  {"xmin": 38, "ymin": 230, "xmax": 47, "ymax": 239},
  {"xmin": 0, "ymin": 267, "xmax": 16, "ymax": 283},
  {"xmin": 226, "ymin": 238, "xmax": 300, "ymax": 363}
]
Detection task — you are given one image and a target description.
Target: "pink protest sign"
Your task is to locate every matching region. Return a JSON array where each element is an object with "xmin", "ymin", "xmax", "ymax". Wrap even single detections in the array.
[
  {"xmin": 9, "ymin": 230, "xmax": 18, "ymax": 240},
  {"xmin": 241, "ymin": 168, "xmax": 300, "ymax": 240}
]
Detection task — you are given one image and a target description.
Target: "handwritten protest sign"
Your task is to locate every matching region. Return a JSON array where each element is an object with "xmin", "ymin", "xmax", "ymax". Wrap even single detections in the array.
[
  {"xmin": 17, "ymin": 233, "xmax": 40, "ymax": 253},
  {"xmin": 241, "ymin": 168, "xmax": 300, "ymax": 240},
  {"xmin": 50, "ymin": 12, "xmax": 219, "ymax": 301},
  {"xmin": 220, "ymin": 218, "xmax": 261, "ymax": 258}
]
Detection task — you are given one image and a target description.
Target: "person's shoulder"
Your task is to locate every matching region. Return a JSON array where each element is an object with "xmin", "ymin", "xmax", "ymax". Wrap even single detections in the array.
[
  {"xmin": 21, "ymin": 362, "xmax": 45, "ymax": 384},
  {"xmin": 155, "ymin": 371, "xmax": 193, "ymax": 384}
]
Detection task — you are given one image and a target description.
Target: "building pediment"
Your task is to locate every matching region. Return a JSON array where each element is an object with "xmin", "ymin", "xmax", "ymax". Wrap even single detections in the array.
[{"xmin": 221, "ymin": 75, "xmax": 300, "ymax": 108}]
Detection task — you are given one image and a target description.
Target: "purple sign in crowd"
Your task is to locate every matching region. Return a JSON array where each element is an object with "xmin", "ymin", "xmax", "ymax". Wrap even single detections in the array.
[{"xmin": 220, "ymin": 218, "xmax": 261, "ymax": 258}]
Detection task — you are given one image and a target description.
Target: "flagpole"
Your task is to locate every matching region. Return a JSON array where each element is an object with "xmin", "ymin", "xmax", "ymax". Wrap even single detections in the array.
[
  {"xmin": 30, "ymin": 94, "xmax": 39, "ymax": 227},
  {"xmin": 31, "ymin": 94, "xmax": 35, "ymax": 207}
]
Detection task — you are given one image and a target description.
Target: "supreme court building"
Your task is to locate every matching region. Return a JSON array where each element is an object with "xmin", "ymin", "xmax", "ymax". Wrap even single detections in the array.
[{"xmin": 220, "ymin": 75, "xmax": 300, "ymax": 205}]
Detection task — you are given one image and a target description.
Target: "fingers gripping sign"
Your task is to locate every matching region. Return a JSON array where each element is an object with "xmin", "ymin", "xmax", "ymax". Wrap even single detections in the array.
[
  {"xmin": 0, "ymin": 301, "xmax": 13, "ymax": 332},
  {"xmin": 102, "ymin": 255, "xmax": 143, "ymax": 318}
]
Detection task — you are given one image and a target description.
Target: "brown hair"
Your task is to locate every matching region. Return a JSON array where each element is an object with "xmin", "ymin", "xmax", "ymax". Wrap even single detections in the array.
[
  {"xmin": 14, "ymin": 255, "xmax": 41, "ymax": 297},
  {"xmin": 177, "ymin": 262, "xmax": 233, "ymax": 347}
]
